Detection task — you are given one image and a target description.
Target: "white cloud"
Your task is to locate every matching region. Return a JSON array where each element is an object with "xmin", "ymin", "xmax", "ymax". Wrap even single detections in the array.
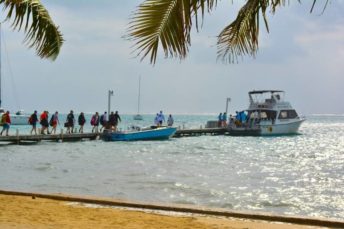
[
  {"xmin": 1, "ymin": 1, "xmax": 343, "ymax": 114},
  {"xmin": 295, "ymin": 23, "xmax": 344, "ymax": 44}
]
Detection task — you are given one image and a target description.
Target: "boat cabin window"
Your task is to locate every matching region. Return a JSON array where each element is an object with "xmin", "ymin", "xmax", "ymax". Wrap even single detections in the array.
[
  {"xmin": 248, "ymin": 110, "xmax": 277, "ymax": 120},
  {"xmin": 278, "ymin": 110, "xmax": 298, "ymax": 119}
]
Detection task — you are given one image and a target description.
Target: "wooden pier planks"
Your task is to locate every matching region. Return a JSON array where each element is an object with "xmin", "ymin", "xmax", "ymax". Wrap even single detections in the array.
[
  {"xmin": 0, "ymin": 128, "xmax": 229, "ymax": 143},
  {"xmin": 0, "ymin": 132, "xmax": 99, "ymax": 143},
  {"xmin": 173, "ymin": 127, "xmax": 228, "ymax": 137}
]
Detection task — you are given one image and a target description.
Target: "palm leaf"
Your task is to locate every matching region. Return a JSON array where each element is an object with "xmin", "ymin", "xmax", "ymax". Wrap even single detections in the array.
[
  {"xmin": 1, "ymin": 0, "xmax": 63, "ymax": 60},
  {"xmin": 217, "ymin": 0, "xmax": 288, "ymax": 63},
  {"xmin": 130, "ymin": 0, "xmax": 325, "ymax": 64},
  {"xmin": 310, "ymin": 0, "xmax": 329, "ymax": 14},
  {"xmin": 128, "ymin": 0, "xmax": 217, "ymax": 64}
]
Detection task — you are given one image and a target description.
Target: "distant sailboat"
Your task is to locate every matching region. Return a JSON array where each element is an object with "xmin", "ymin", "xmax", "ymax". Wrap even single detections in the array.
[
  {"xmin": 133, "ymin": 76, "xmax": 143, "ymax": 120},
  {"xmin": 0, "ymin": 23, "xmax": 30, "ymax": 125}
]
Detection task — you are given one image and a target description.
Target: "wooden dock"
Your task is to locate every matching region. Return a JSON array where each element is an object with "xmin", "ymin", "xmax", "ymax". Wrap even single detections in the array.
[
  {"xmin": 0, "ymin": 128, "xmax": 229, "ymax": 144},
  {"xmin": 173, "ymin": 127, "xmax": 228, "ymax": 137},
  {"xmin": 0, "ymin": 132, "xmax": 100, "ymax": 144}
]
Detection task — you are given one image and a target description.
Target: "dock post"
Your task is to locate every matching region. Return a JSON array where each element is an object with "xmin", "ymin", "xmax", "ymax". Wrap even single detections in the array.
[
  {"xmin": 225, "ymin": 97, "xmax": 231, "ymax": 115},
  {"xmin": 60, "ymin": 129, "xmax": 63, "ymax": 142},
  {"xmin": 16, "ymin": 129, "xmax": 19, "ymax": 144},
  {"xmin": 108, "ymin": 90, "xmax": 114, "ymax": 118}
]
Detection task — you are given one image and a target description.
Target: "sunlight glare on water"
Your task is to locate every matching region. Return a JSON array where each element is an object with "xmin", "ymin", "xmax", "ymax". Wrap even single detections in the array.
[{"xmin": 0, "ymin": 114, "xmax": 343, "ymax": 220}]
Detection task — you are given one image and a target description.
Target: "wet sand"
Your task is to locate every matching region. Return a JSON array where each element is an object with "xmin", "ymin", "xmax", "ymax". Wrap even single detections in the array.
[{"xmin": 0, "ymin": 194, "xmax": 327, "ymax": 229}]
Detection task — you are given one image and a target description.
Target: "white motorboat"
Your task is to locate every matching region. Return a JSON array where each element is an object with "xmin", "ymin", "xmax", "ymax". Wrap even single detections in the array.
[
  {"xmin": 229, "ymin": 90, "xmax": 305, "ymax": 136},
  {"xmin": 0, "ymin": 109, "xmax": 30, "ymax": 125},
  {"xmin": 11, "ymin": 110, "xmax": 30, "ymax": 125}
]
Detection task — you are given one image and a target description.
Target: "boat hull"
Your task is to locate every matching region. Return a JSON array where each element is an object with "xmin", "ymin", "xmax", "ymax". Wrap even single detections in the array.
[
  {"xmin": 103, "ymin": 127, "xmax": 177, "ymax": 141},
  {"xmin": 227, "ymin": 127, "xmax": 261, "ymax": 136},
  {"xmin": 10, "ymin": 115, "xmax": 30, "ymax": 125},
  {"xmin": 133, "ymin": 114, "xmax": 143, "ymax": 120},
  {"xmin": 228, "ymin": 119, "xmax": 305, "ymax": 136},
  {"xmin": 260, "ymin": 119, "xmax": 305, "ymax": 136}
]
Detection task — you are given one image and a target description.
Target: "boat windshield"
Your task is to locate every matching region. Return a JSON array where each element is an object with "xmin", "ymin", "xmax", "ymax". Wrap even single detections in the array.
[
  {"xmin": 278, "ymin": 110, "xmax": 299, "ymax": 119},
  {"xmin": 248, "ymin": 110, "xmax": 277, "ymax": 120}
]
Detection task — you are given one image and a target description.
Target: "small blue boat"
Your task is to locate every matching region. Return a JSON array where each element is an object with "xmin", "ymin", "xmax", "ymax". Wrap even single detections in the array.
[{"xmin": 103, "ymin": 126, "xmax": 177, "ymax": 141}]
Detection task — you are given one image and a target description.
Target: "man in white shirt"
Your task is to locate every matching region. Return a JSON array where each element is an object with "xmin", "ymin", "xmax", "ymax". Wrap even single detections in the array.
[{"xmin": 157, "ymin": 110, "xmax": 165, "ymax": 126}]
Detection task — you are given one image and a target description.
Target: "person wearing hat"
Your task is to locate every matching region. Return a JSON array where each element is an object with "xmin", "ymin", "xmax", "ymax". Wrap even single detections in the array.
[{"xmin": 66, "ymin": 110, "xmax": 75, "ymax": 134}]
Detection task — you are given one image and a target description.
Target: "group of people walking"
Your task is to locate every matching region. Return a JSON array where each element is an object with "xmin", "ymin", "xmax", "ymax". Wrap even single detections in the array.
[
  {"xmin": 89, "ymin": 111, "xmax": 121, "ymax": 133},
  {"xmin": 154, "ymin": 111, "xmax": 174, "ymax": 127},
  {"xmin": 27, "ymin": 110, "xmax": 121, "ymax": 135},
  {"xmin": 217, "ymin": 112, "xmax": 227, "ymax": 127},
  {"xmin": 218, "ymin": 111, "xmax": 255, "ymax": 128},
  {"xmin": 1, "ymin": 109, "xmax": 175, "ymax": 136}
]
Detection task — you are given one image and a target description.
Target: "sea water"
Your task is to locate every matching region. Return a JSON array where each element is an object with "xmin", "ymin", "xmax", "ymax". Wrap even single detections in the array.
[{"xmin": 0, "ymin": 114, "xmax": 343, "ymax": 220}]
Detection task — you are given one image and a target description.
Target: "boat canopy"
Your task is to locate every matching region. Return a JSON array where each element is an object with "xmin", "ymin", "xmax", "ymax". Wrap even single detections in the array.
[
  {"xmin": 249, "ymin": 90, "xmax": 284, "ymax": 94},
  {"xmin": 249, "ymin": 90, "xmax": 284, "ymax": 105}
]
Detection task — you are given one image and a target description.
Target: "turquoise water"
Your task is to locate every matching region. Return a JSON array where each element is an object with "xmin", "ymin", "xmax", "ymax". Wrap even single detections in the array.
[{"xmin": 0, "ymin": 114, "xmax": 343, "ymax": 220}]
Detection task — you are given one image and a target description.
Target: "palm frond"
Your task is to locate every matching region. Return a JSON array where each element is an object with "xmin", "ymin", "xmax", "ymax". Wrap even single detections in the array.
[
  {"xmin": 128, "ymin": 0, "xmax": 217, "ymax": 64},
  {"xmin": 217, "ymin": 0, "xmax": 260, "ymax": 63},
  {"xmin": 217, "ymin": 0, "xmax": 288, "ymax": 63},
  {"xmin": 130, "ymin": 0, "xmax": 326, "ymax": 64},
  {"xmin": 310, "ymin": 0, "xmax": 329, "ymax": 14},
  {"xmin": 1, "ymin": 0, "xmax": 63, "ymax": 60},
  {"xmin": 191, "ymin": 0, "xmax": 217, "ymax": 31}
]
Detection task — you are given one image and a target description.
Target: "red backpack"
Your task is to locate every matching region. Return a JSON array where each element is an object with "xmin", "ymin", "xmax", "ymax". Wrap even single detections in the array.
[
  {"xmin": 28, "ymin": 115, "xmax": 34, "ymax": 124},
  {"xmin": 90, "ymin": 115, "xmax": 95, "ymax": 125}
]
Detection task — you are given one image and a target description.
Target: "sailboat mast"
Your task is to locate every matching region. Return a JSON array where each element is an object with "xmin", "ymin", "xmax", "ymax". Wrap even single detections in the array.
[
  {"xmin": 137, "ymin": 76, "xmax": 141, "ymax": 114},
  {"xmin": 0, "ymin": 22, "xmax": 2, "ymax": 108}
]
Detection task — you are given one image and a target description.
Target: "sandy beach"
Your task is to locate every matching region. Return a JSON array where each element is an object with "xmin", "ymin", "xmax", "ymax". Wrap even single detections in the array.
[{"xmin": 0, "ymin": 194, "xmax": 329, "ymax": 229}]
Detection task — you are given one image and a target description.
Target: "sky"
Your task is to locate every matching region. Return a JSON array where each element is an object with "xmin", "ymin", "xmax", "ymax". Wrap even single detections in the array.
[{"xmin": 0, "ymin": 0, "xmax": 343, "ymax": 115}]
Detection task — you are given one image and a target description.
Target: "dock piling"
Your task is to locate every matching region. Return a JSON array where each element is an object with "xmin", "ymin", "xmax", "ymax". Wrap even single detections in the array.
[
  {"xmin": 60, "ymin": 129, "xmax": 64, "ymax": 142},
  {"xmin": 16, "ymin": 129, "xmax": 19, "ymax": 144}
]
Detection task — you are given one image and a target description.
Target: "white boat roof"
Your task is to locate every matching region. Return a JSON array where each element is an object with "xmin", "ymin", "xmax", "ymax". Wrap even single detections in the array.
[
  {"xmin": 248, "ymin": 90, "xmax": 293, "ymax": 110},
  {"xmin": 249, "ymin": 90, "xmax": 284, "ymax": 94}
]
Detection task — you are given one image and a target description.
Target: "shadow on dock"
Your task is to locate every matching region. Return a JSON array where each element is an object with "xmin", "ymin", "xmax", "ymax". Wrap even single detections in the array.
[{"xmin": 173, "ymin": 128, "xmax": 228, "ymax": 137}]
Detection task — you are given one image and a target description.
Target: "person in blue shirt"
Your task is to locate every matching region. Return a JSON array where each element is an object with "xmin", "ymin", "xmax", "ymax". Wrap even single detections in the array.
[
  {"xmin": 222, "ymin": 112, "xmax": 227, "ymax": 127},
  {"xmin": 218, "ymin": 113, "xmax": 222, "ymax": 127},
  {"xmin": 241, "ymin": 111, "xmax": 247, "ymax": 123},
  {"xmin": 235, "ymin": 111, "xmax": 242, "ymax": 127}
]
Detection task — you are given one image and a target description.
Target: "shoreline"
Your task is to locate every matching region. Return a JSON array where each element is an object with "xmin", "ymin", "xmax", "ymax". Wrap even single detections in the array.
[{"xmin": 0, "ymin": 190, "xmax": 343, "ymax": 228}]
